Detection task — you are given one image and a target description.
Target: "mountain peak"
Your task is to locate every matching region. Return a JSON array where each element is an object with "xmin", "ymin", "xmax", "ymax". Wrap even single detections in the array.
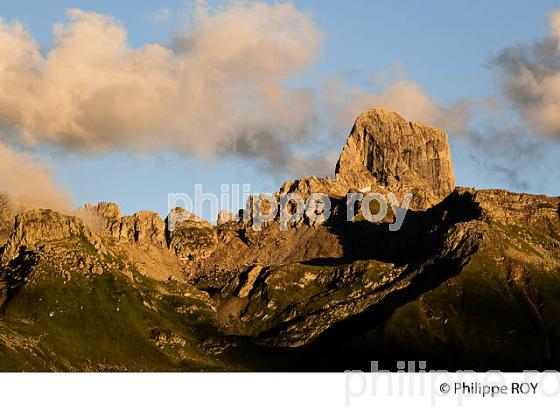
[{"xmin": 335, "ymin": 107, "xmax": 455, "ymax": 209}]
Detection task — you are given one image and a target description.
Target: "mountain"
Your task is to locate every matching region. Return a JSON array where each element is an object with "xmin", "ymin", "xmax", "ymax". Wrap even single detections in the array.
[{"xmin": 0, "ymin": 108, "xmax": 559, "ymax": 371}]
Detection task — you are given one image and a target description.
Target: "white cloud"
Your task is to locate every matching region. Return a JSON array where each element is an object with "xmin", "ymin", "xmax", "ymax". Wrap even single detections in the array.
[{"xmin": 0, "ymin": 2, "xmax": 322, "ymax": 164}]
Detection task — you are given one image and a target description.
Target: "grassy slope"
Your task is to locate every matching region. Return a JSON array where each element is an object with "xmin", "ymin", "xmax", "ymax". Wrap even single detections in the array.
[
  {"xmin": 0, "ymin": 239, "xmax": 229, "ymax": 371},
  {"xmin": 356, "ymin": 220, "xmax": 560, "ymax": 370}
]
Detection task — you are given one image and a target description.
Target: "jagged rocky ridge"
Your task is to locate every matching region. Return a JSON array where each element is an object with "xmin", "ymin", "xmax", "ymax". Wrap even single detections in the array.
[{"xmin": 0, "ymin": 108, "xmax": 559, "ymax": 371}]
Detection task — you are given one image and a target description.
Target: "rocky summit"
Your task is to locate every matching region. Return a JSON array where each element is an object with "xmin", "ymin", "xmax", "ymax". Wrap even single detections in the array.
[
  {"xmin": 279, "ymin": 108, "xmax": 455, "ymax": 210},
  {"xmin": 0, "ymin": 108, "xmax": 559, "ymax": 371},
  {"xmin": 335, "ymin": 108, "xmax": 455, "ymax": 209}
]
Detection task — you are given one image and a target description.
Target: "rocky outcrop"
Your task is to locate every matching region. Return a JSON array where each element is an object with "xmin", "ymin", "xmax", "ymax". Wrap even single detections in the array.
[
  {"xmin": 166, "ymin": 208, "xmax": 218, "ymax": 260},
  {"xmin": 83, "ymin": 203, "xmax": 166, "ymax": 250},
  {"xmin": 335, "ymin": 108, "xmax": 455, "ymax": 209},
  {"xmin": 279, "ymin": 176, "xmax": 337, "ymax": 199},
  {"xmin": 207, "ymin": 107, "xmax": 457, "ymax": 235},
  {"xmin": 10, "ymin": 210, "xmax": 89, "ymax": 246},
  {"xmin": 0, "ymin": 193, "xmax": 15, "ymax": 246},
  {"xmin": 0, "ymin": 208, "xmax": 104, "ymax": 266},
  {"xmin": 82, "ymin": 203, "xmax": 218, "ymax": 259},
  {"xmin": 465, "ymin": 188, "xmax": 560, "ymax": 229},
  {"xmin": 121, "ymin": 211, "xmax": 166, "ymax": 249},
  {"xmin": 271, "ymin": 108, "xmax": 456, "ymax": 211},
  {"xmin": 217, "ymin": 210, "xmax": 235, "ymax": 226}
]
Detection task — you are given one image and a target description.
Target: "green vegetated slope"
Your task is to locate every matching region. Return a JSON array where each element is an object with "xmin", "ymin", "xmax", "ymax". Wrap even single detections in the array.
[
  {"xmin": 344, "ymin": 219, "xmax": 560, "ymax": 371},
  {"xmin": 0, "ymin": 238, "xmax": 228, "ymax": 371}
]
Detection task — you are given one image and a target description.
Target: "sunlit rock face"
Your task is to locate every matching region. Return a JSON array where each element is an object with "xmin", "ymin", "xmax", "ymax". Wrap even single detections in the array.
[{"xmin": 335, "ymin": 108, "xmax": 455, "ymax": 209}]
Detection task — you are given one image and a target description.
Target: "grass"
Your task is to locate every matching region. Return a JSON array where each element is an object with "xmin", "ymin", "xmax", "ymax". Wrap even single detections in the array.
[
  {"xmin": 0, "ymin": 239, "xmax": 229, "ymax": 371},
  {"xmin": 364, "ymin": 242, "xmax": 556, "ymax": 369},
  {"xmin": 238, "ymin": 259, "xmax": 394, "ymax": 336}
]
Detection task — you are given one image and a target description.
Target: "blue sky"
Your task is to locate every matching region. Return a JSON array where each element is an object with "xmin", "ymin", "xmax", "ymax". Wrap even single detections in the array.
[{"xmin": 1, "ymin": 1, "xmax": 559, "ymax": 220}]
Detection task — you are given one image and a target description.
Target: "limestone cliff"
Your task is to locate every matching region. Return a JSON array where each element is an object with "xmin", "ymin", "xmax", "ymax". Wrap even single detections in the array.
[
  {"xmin": 279, "ymin": 108, "xmax": 455, "ymax": 210},
  {"xmin": 335, "ymin": 108, "xmax": 455, "ymax": 208}
]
